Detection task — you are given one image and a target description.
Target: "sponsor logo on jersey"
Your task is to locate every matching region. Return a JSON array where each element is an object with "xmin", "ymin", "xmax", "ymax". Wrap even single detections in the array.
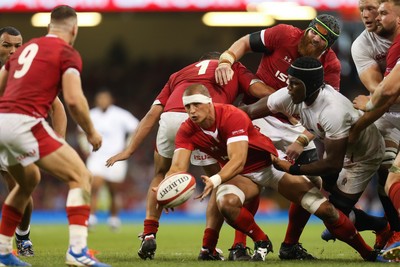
[
  {"xmin": 16, "ymin": 149, "xmax": 37, "ymax": 162},
  {"xmin": 274, "ymin": 70, "xmax": 290, "ymax": 84}
]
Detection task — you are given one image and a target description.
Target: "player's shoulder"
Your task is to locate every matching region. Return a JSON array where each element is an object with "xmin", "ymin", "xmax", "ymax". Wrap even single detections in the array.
[
  {"xmin": 270, "ymin": 24, "xmax": 299, "ymax": 32},
  {"xmin": 321, "ymin": 50, "xmax": 340, "ymax": 69},
  {"xmin": 265, "ymin": 24, "xmax": 301, "ymax": 39}
]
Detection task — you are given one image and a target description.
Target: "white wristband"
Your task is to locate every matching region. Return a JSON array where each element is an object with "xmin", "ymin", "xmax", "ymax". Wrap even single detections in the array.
[
  {"xmin": 219, "ymin": 51, "xmax": 236, "ymax": 65},
  {"xmin": 209, "ymin": 174, "xmax": 222, "ymax": 188},
  {"xmin": 365, "ymin": 99, "xmax": 375, "ymax": 111}
]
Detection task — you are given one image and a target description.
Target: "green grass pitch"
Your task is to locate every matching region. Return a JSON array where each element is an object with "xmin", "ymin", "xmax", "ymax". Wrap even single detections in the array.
[{"xmin": 23, "ymin": 222, "xmax": 380, "ymax": 266}]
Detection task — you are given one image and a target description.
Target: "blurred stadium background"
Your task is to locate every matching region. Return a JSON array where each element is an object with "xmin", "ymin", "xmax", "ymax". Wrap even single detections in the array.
[{"xmin": 0, "ymin": 0, "xmax": 383, "ymax": 222}]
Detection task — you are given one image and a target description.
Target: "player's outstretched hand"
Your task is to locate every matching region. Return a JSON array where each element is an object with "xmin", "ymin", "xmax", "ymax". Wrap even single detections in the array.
[
  {"xmin": 271, "ymin": 155, "xmax": 291, "ymax": 173},
  {"xmin": 106, "ymin": 150, "xmax": 130, "ymax": 167},
  {"xmin": 215, "ymin": 63, "xmax": 234, "ymax": 86},
  {"xmin": 87, "ymin": 131, "xmax": 102, "ymax": 152},
  {"xmin": 195, "ymin": 175, "xmax": 213, "ymax": 201},
  {"xmin": 285, "ymin": 142, "xmax": 304, "ymax": 162},
  {"xmin": 353, "ymin": 95, "xmax": 370, "ymax": 111}
]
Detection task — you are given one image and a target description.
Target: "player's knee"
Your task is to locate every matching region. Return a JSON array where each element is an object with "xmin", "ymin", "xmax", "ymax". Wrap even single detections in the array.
[
  {"xmin": 329, "ymin": 192, "xmax": 357, "ymax": 215},
  {"xmin": 316, "ymin": 201, "xmax": 339, "ymax": 224},
  {"xmin": 300, "ymin": 187, "xmax": 327, "ymax": 214},
  {"xmin": 216, "ymin": 184, "xmax": 245, "ymax": 216}
]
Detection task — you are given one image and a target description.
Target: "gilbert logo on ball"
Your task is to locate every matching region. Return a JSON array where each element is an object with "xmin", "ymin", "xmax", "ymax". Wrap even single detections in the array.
[{"xmin": 157, "ymin": 172, "xmax": 196, "ymax": 208}]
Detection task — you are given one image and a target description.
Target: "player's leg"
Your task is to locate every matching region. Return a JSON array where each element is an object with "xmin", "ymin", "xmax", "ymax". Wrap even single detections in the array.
[
  {"xmin": 198, "ymin": 189, "xmax": 225, "ymax": 261},
  {"xmin": 321, "ymin": 159, "xmax": 388, "ymax": 246},
  {"xmin": 36, "ymin": 144, "xmax": 110, "ymax": 267},
  {"xmin": 138, "ymin": 111, "xmax": 188, "ymax": 260},
  {"xmin": 1, "ymin": 170, "xmax": 34, "ymax": 257},
  {"xmin": 214, "ymin": 176, "xmax": 273, "ymax": 261},
  {"xmin": 279, "ymin": 149, "xmax": 320, "ymax": 260},
  {"xmin": 380, "ymin": 153, "xmax": 400, "ymax": 261},
  {"xmin": 105, "ymin": 180, "xmax": 122, "ymax": 231},
  {"xmin": 253, "ymin": 117, "xmax": 320, "ymax": 260},
  {"xmin": 277, "ymin": 172, "xmax": 377, "ymax": 261},
  {"xmin": 138, "ymin": 151, "xmax": 172, "ymax": 260},
  {"xmin": 372, "ymin": 118, "xmax": 400, "ymax": 249},
  {"xmin": 88, "ymin": 175, "xmax": 104, "ymax": 230},
  {"xmin": 0, "ymin": 163, "xmax": 39, "ymax": 266}
]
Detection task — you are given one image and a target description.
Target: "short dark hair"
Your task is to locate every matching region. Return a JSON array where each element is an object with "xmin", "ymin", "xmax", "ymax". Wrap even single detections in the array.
[
  {"xmin": 0, "ymin": 26, "xmax": 21, "ymax": 37},
  {"xmin": 199, "ymin": 52, "xmax": 221, "ymax": 61},
  {"xmin": 51, "ymin": 5, "xmax": 77, "ymax": 22}
]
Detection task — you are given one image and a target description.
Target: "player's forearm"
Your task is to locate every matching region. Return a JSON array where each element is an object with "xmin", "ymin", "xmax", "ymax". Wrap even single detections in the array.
[
  {"xmin": 67, "ymin": 96, "xmax": 96, "ymax": 136},
  {"xmin": 226, "ymin": 35, "xmax": 252, "ymax": 62},
  {"xmin": 126, "ymin": 105, "xmax": 163, "ymax": 155},
  {"xmin": 240, "ymin": 96, "xmax": 271, "ymax": 120},
  {"xmin": 293, "ymin": 158, "xmax": 342, "ymax": 176},
  {"xmin": 369, "ymin": 88, "xmax": 395, "ymax": 112},
  {"xmin": 50, "ymin": 97, "xmax": 67, "ymax": 138}
]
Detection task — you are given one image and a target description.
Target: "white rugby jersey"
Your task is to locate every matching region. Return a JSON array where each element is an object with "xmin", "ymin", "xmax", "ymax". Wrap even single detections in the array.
[
  {"xmin": 351, "ymin": 30, "xmax": 391, "ymax": 75},
  {"xmin": 352, "ymin": 30, "xmax": 400, "ymax": 113},
  {"xmin": 267, "ymin": 85, "xmax": 383, "ymax": 162},
  {"xmin": 87, "ymin": 105, "xmax": 139, "ymax": 156}
]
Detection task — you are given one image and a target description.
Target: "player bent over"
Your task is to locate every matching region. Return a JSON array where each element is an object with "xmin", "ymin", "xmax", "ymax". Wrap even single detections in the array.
[
  {"xmin": 0, "ymin": 5, "xmax": 109, "ymax": 267},
  {"xmin": 163, "ymin": 83, "xmax": 381, "ymax": 261}
]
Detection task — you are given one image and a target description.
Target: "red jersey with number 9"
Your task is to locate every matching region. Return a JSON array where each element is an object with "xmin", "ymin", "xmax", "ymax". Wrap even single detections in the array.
[{"xmin": 0, "ymin": 35, "xmax": 82, "ymax": 118}]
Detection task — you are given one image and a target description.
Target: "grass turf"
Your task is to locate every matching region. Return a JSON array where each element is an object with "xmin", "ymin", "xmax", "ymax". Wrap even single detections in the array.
[{"xmin": 22, "ymin": 222, "xmax": 379, "ymax": 266}]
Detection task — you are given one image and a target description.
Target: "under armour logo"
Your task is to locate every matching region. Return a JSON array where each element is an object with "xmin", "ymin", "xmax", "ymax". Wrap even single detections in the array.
[{"xmin": 284, "ymin": 56, "xmax": 292, "ymax": 63}]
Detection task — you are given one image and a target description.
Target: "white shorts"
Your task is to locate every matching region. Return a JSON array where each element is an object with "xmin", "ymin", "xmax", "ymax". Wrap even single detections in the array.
[
  {"xmin": 86, "ymin": 155, "xmax": 127, "ymax": 183},
  {"xmin": 243, "ymin": 165, "xmax": 286, "ymax": 191},
  {"xmin": 252, "ymin": 116, "xmax": 316, "ymax": 155},
  {"xmin": 375, "ymin": 113, "xmax": 400, "ymax": 145},
  {"xmin": 156, "ymin": 112, "xmax": 217, "ymax": 166},
  {"xmin": 0, "ymin": 114, "xmax": 64, "ymax": 167},
  {"xmin": 337, "ymin": 139, "xmax": 385, "ymax": 195}
]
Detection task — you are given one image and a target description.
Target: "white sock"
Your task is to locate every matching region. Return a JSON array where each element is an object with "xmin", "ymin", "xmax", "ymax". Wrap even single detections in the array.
[
  {"xmin": 69, "ymin": 225, "xmax": 88, "ymax": 254},
  {"xmin": 16, "ymin": 225, "xmax": 30, "ymax": 237},
  {"xmin": 88, "ymin": 214, "xmax": 98, "ymax": 226},
  {"xmin": 107, "ymin": 216, "xmax": 121, "ymax": 227},
  {"xmin": 0, "ymin": 234, "xmax": 13, "ymax": 255}
]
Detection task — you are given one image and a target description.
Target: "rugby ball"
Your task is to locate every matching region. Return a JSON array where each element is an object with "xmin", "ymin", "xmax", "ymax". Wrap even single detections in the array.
[{"xmin": 156, "ymin": 172, "xmax": 196, "ymax": 208}]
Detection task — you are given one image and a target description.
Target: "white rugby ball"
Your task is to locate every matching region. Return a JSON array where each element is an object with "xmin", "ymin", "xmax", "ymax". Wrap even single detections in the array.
[{"xmin": 157, "ymin": 172, "xmax": 196, "ymax": 208}]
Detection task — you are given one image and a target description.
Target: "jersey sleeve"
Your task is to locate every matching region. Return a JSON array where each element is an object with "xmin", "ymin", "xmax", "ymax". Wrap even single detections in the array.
[
  {"xmin": 60, "ymin": 45, "xmax": 82, "ymax": 74},
  {"xmin": 123, "ymin": 111, "xmax": 139, "ymax": 132},
  {"xmin": 262, "ymin": 24, "xmax": 295, "ymax": 51},
  {"xmin": 175, "ymin": 122, "xmax": 195, "ymax": 151},
  {"xmin": 153, "ymin": 74, "xmax": 175, "ymax": 106},
  {"xmin": 323, "ymin": 51, "xmax": 341, "ymax": 90},
  {"xmin": 351, "ymin": 34, "xmax": 376, "ymax": 75},
  {"xmin": 266, "ymin": 89, "xmax": 291, "ymax": 114},
  {"xmin": 222, "ymin": 107, "xmax": 250, "ymax": 144},
  {"xmin": 231, "ymin": 62, "xmax": 258, "ymax": 95}
]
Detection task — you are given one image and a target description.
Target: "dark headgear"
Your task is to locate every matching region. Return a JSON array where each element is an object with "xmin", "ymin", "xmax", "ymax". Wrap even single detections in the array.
[
  {"xmin": 307, "ymin": 14, "xmax": 340, "ymax": 49},
  {"xmin": 287, "ymin": 57, "xmax": 324, "ymax": 100}
]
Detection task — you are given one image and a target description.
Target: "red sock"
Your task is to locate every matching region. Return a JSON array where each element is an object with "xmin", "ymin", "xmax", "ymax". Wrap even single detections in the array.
[
  {"xmin": 388, "ymin": 181, "xmax": 400, "ymax": 213},
  {"xmin": 232, "ymin": 196, "xmax": 260, "ymax": 247},
  {"xmin": 0, "ymin": 204, "xmax": 23, "ymax": 237},
  {"xmin": 202, "ymin": 228, "xmax": 219, "ymax": 250},
  {"xmin": 143, "ymin": 219, "xmax": 159, "ymax": 236},
  {"xmin": 66, "ymin": 205, "xmax": 90, "ymax": 226},
  {"xmin": 325, "ymin": 209, "xmax": 372, "ymax": 259},
  {"xmin": 283, "ymin": 203, "xmax": 311, "ymax": 244},
  {"xmin": 228, "ymin": 207, "xmax": 267, "ymax": 242}
]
